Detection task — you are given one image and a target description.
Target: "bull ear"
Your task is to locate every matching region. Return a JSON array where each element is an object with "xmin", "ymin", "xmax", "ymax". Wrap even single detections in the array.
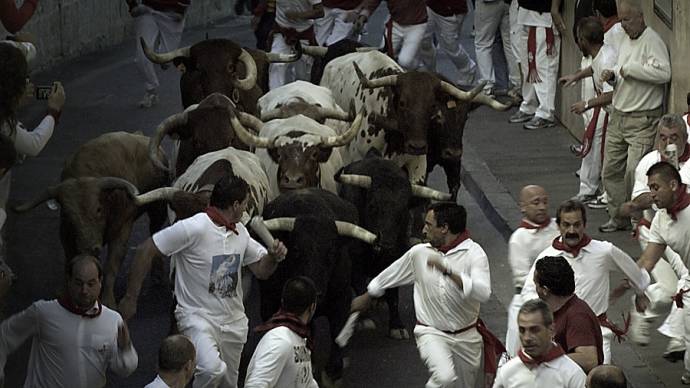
[
  {"xmin": 173, "ymin": 56, "xmax": 192, "ymax": 73},
  {"xmin": 267, "ymin": 148, "xmax": 281, "ymax": 163}
]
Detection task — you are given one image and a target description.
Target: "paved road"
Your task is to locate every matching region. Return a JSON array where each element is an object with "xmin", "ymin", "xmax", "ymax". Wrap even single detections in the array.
[{"xmin": 2, "ymin": 3, "xmax": 682, "ymax": 388}]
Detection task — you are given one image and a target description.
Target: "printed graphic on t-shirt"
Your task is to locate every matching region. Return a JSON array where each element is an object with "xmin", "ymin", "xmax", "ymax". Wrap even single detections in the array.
[
  {"xmin": 209, "ymin": 254, "xmax": 240, "ymax": 297},
  {"xmin": 293, "ymin": 345, "xmax": 312, "ymax": 385}
]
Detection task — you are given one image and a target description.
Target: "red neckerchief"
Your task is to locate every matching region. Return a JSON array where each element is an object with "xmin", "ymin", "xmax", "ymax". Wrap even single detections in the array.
[
  {"xmin": 57, "ymin": 294, "xmax": 102, "ymax": 318},
  {"xmin": 668, "ymin": 184, "xmax": 690, "ymax": 221},
  {"xmin": 680, "ymin": 144, "xmax": 690, "ymax": 163},
  {"xmin": 254, "ymin": 309, "xmax": 314, "ymax": 350},
  {"xmin": 438, "ymin": 230, "xmax": 470, "ymax": 254},
  {"xmin": 603, "ymin": 17, "xmax": 620, "ymax": 33},
  {"xmin": 552, "ymin": 234, "xmax": 592, "ymax": 257},
  {"xmin": 526, "ymin": 27, "xmax": 555, "ymax": 83},
  {"xmin": 517, "ymin": 343, "xmax": 565, "ymax": 368},
  {"xmin": 518, "ymin": 218, "xmax": 551, "ymax": 231},
  {"xmin": 205, "ymin": 206, "xmax": 238, "ymax": 235}
]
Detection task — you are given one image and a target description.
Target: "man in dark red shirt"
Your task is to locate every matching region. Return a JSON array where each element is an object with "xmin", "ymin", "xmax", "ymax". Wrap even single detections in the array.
[{"xmin": 534, "ymin": 255, "xmax": 603, "ymax": 372}]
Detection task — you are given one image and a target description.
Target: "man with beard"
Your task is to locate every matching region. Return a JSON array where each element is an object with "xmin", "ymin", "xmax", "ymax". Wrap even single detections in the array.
[
  {"xmin": 504, "ymin": 185, "xmax": 560, "ymax": 356},
  {"xmin": 0, "ymin": 255, "xmax": 138, "ymax": 387},
  {"xmin": 352, "ymin": 202, "xmax": 498, "ymax": 388},
  {"xmin": 493, "ymin": 299, "xmax": 586, "ymax": 388},
  {"xmin": 519, "ymin": 199, "xmax": 650, "ymax": 363},
  {"xmin": 636, "ymin": 161, "xmax": 690, "ymax": 384}
]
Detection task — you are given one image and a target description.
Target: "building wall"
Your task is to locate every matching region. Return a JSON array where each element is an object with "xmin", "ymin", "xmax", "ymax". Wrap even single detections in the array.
[
  {"xmin": 0, "ymin": 0, "xmax": 235, "ymax": 70},
  {"xmin": 558, "ymin": 0, "xmax": 689, "ymax": 138}
]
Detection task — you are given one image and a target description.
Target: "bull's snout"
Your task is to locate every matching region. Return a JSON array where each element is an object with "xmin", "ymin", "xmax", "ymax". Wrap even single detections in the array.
[
  {"xmin": 405, "ymin": 140, "xmax": 428, "ymax": 155},
  {"xmin": 280, "ymin": 172, "xmax": 307, "ymax": 190},
  {"xmin": 441, "ymin": 147, "xmax": 463, "ymax": 161}
]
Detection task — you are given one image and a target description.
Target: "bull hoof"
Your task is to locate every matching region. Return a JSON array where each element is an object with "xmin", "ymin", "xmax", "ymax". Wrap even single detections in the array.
[
  {"xmin": 388, "ymin": 327, "xmax": 410, "ymax": 340},
  {"xmin": 320, "ymin": 371, "xmax": 344, "ymax": 388},
  {"xmin": 356, "ymin": 318, "xmax": 377, "ymax": 331}
]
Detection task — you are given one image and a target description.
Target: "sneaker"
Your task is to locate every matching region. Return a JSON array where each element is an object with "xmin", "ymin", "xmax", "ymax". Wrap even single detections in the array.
[
  {"xmin": 523, "ymin": 117, "xmax": 556, "ymax": 130},
  {"xmin": 628, "ymin": 310, "xmax": 652, "ymax": 346},
  {"xmin": 598, "ymin": 218, "xmax": 631, "ymax": 233},
  {"xmin": 571, "ymin": 193, "xmax": 597, "ymax": 203},
  {"xmin": 664, "ymin": 337, "xmax": 686, "ymax": 363},
  {"xmin": 682, "ymin": 372, "xmax": 690, "ymax": 385},
  {"xmin": 508, "ymin": 111, "xmax": 534, "ymax": 124},
  {"xmin": 569, "ymin": 144, "xmax": 583, "ymax": 155},
  {"xmin": 138, "ymin": 91, "xmax": 159, "ymax": 108},
  {"xmin": 587, "ymin": 193, "xmax": 608, "ymax": 209}
]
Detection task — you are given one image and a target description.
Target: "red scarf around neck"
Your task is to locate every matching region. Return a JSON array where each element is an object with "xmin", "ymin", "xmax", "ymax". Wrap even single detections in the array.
[
  {"xmin": 552, "ymin": 234, "xmax": 592, "ymax": 257},
  {"xmin": 680, "ymin": 144, "xmax": 690, "ymax": 163},
  {"xmin": 254, "ymin": 309, "xmax": 314, "ymax": 350},
  {"xmin": 668, "ymin": 184, "xmax": 690, "ymax": 221},
  {"xmin": 518, "ymin": 343, "xmax": 565, "ymax": 367},
  {"xmin": 58, "ymin": 294, "xmax": 102, "ymax": 318},
  {"xmin": 438, "ymin": 230, "xmax": 470, "ymax": 254},
  {"xmin": 205, "ymin": 206, "xmax": 238, "ymax": 235},
  {"xmin": 519, "ymin": 218, "xmax": 551, "ymax": 231}
]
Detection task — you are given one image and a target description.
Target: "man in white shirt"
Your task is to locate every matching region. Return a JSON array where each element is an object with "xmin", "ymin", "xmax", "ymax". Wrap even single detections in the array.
[
  {"xmin": 351, "ymin": 202, "xmax": 493, "ymax": 388},
  {"xmin": 599, "ymin": 0, "xmax": 671, "ymax": 233},
  {"xmin": 245, "ymin": 276, "xmax": 319, "ymax": 388},
  {"xmin": 636, "ymin": 161, "xmax": 690, "ymax": 385},
  {"xmin": 145, "ymin": 335, "xmax": 196, "ymax": 388},
  {"xmin": 0, "ymin": 255, "xmax": 138, "ymax": 388},
  {"xmin": 493, "ymin": 299, "xmax": 586, "ymax": 388},
  {"xmin": 519, "ymin": 199, "xmax": 650, "ymax": 363},
  {"xmin": 505, "ymin": 185, "xmax": 559, "ymax": 356},
  {"xmin": 118, "ymin": 174, "xmax": 287, "ymax": 388}
]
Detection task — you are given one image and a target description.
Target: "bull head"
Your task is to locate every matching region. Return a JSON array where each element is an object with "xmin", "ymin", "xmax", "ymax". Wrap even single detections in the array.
[{"xmin": 260, "ymin": 99, "xmax": 350, "ymax": 123}]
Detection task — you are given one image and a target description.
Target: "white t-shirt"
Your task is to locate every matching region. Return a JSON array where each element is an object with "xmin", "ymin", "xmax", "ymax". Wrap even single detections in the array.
[
  {"xmin": 648, "ymin": 191, "xmax": 690, "ymax": 268},
  {"xmin": 245, "ymin": 326, "xmax": 319, "ymax": 388},
  {"xmin": 603, "ymin": 22, "xmax": 625, "ymax": 52},
  {"xmin": 275, "ymin": 0, "xmax": 322, "ymax": 32},
  {"xmin": 144, "ymin": 375, "xmax": 171, "ymax": 388},
  {"xmin": 508, "ymin": 219, "xmax": 559, "ymax": 289},
  {"xmin": 368, "ymin": 239, "xmax": 491, "ymax": 331},
  {"xmin": 493, "ymin": 352, "xmax": 586, "ymax": 388},
  {"xmin": 153, "ymin": 213, "xmax": 267, "ymax": 323},
  {"xmin": 516, "ymin": 7, "xmax": 552, "ymax": 28},
  {"xmin": 590, "ymin": 43, "xmax": 617, "ymax": 107},
  {"xmin": 632, "ymin": 150, "xmax": 690, "ymax": 221}
]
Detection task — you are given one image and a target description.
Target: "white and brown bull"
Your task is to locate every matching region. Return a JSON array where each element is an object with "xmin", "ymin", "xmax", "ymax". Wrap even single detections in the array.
[
  {"xmin": 321, "ymin": 51, "xmax": 509, "ymax": 189},
  {"xmin": 13, "ymin": 132, "xmax": 169, "ymax": 306},
  {"xmin": 140, "ymin": 37, "xmax": 299, "ymax": 113},
  {"xmin": 229, "ymin": 101, "xmax": 365, "ymax": 198}
]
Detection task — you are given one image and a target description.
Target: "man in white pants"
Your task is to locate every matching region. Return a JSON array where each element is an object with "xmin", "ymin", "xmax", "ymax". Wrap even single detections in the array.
[
  {"xmin": 519, "ymin": 199, "xmax": 651, "ymax": 364},
  {"xmin": 126, "ymin": 0, "xmax": 189, "ymax": 108},
  {"xmin": 269, "ymin": 0, "xmax": 324, "ymax": 89},
  {"xmin": 504, "ymin": 185, "xmax": 559, "ymax": 356},
  {"xmin": 474, "ymin": 0, "xmax": 520, "ymax": 99},
  {"xmin": 314, "ymin": 0, "xmax": 361, "ymax": 46},
  {"xmin": 119, "ymin": 174, "xmax": 287, "ymax": 388},
  {"xmin": 418, "ymin": 0, "xmax": 477, "ymax": 87},
  {"xmin": 352, "ymin": 202, "xmax": 495, "ymax": 388},
  {"xmin": 508, "ymin": 0, "xmax": 561, "ymax": 130},
  {"xmin": 355, "ymin": 0, "xmax": 427, "ymax": 70},
  {"xmin": 636, "ymin": 161, "xmax": 690, "ymax": 385}
]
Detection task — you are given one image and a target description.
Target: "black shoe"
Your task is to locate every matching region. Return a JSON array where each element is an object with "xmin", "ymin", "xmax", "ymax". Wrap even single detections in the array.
[{"xmin": 664, "ymin": 350, "xmax": 685, "ymax": 363}]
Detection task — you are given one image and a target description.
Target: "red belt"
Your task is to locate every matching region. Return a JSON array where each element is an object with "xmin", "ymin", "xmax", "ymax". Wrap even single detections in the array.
[
  {"xmin": 632, "ymin": 217, "xmax": 652, "ymax": 240},
  {"xmin": 597, "ymin": 312, "xmax": 630, "ymax": 343}
]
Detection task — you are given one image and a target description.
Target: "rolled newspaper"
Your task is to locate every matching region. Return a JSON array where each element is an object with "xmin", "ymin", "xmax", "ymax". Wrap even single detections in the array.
[{"xmin": 335, "ymin": 312, "xmax": 360, "ymax": 348}]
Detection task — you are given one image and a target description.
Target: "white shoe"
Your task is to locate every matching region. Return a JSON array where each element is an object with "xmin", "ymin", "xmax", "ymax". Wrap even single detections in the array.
[
  {"xmin": 628, "ymin": 310, "xmax": 653, "ymax": 346},
  {"xmin": 138, "ymin": 91, "xmax": 159, "ymax": 108}
]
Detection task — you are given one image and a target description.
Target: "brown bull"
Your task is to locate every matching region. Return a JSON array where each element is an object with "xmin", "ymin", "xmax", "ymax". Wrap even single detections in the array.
[{"xmin": 14, "ymin": 132, "xmax": 169, "ymax": 307}]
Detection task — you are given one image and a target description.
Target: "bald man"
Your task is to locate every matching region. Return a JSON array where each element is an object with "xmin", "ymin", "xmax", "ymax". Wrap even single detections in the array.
[
  {"xmin": 146, "ymin": 335, "xmax": 196, "ymax": 388},
  {"xmin": 505, "ymin": 185, "xmax": 560, "ymax": 356},
  {"xmin": 586, "ymin": 365, "xmax": 626, "ymax": 388}
]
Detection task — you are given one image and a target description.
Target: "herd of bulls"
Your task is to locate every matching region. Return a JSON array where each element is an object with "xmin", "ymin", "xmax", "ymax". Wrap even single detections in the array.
[{"xmin": 11, "ymin": 36, "xmax": 511, "ymax": 384}]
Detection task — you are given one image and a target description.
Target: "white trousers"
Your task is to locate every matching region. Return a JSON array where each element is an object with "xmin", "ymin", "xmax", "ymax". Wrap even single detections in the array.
[
  {"xmin": 517, "ymin": 25, "xmax": 560, "ymax": 121},
  {"xmin": 577, "ymin": 56, "xmax": 604, "ymax": 197},
  {"xmin": 269, "ymin": 34, "xmax": 313, "ymax": 90},
  {"xmin": 386, "ymin": 20, "xmax": 427, "ymax": 70},
  {"xmin": 314, "ymin": 7, "xmax": 356, "ymax": 46},
  {"xmin": 418, "ymin": 8, "xmax": 476, "ymax": 85},
  {"xmin": 415, "ymin": 324, "xmax": 482, "ymax": 388},
  {"xmin": 135, "ymin": 5, "xmax": 185, "ymax": 92},
  {"xmin": 474, "ymin": 0, "xmax": 520, "ymax": 91},
  {"xmin": 508, "ymin": 0, "xmax": 520, "ymax": 64},
  {"xmin": 177, "ymin": 313, "xmax": 249, "ymax": 388},
  {"xmin": 680, "ymin": 276, "xmax": 690, "ymax": 372}
]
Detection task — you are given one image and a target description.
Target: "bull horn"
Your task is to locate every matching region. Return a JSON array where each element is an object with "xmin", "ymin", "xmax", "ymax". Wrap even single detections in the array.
[
  {"xmin": 355, "ymin": 47, "xmax": 378, "ymax": 53},
  {"xmin": 335, "ymin": 221, "xmax": 377, "ymax": 244},
  {"xmin": 134, "ymin": 187, "xmax": 182, "ymax": 206},
  {"xmin": 258, "ymin": 108, "xmax": 286, "ymax": 122},
  {"xmin": 301, "ymin": 45, "xmax": 328, "ymax": 57},
  {"xmin": 97, "ymin": 177, "xmax": 140, "ymax": 198},
  {"xmin": 265, "ymin": 52, "xmax": 300, "ymax": 63},
  {"xmin": 12, "ymin": 184, "xmax": 59, "ymax": 213},
  {"xmin": 336, "ymin": 174, "xmax": 372, "ymax": 189},
  {"xmin": 439, "ymin": 81, "xmax": 485, "ymax": 102},
  {"xmin": 140, "ymin": 37, "xmax": 190, "ymax": 64},
  {"xmin": 320, "ymin": 107, "xmax": 366, "ymax": 147},
  {"xmin": 471, "ymin": 92, "xmax": 512, "ymax": 111},
  {"xmin": 232, "ymin": 111, "xmax": 268, "ymax": 144},
  {"xmin": 353, "ymin": 61, "xmax": 398, "ymax": 89},
  {"xmin": 263, "ymin": 217, "xmax": 296, "ymax": 232},
  {"xmin": 313, "ymin": 107, "xmax": 350, "ymax": 122},
  {"xmin": 148, "ymin": 109, "xmax": 192, "ymax": 171},
  {"xmin": 411, "ymin": 184, "xmax": 452, "ymax": 201},
  {"xmin": 232, "ymin": 49, "xmax": 258, "ymax": 91}
]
